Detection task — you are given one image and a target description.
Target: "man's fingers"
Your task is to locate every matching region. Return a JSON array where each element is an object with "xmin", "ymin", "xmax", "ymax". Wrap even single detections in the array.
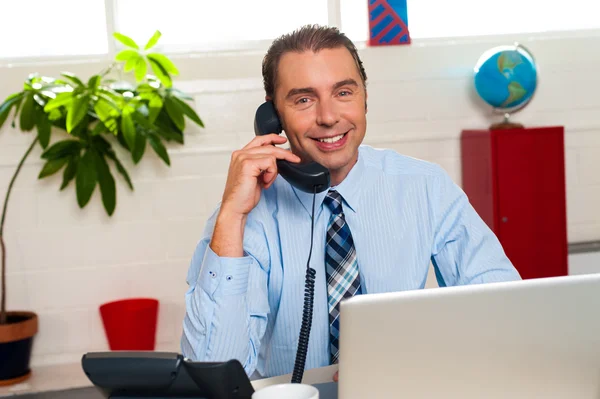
[
  {"xmin": 333, "ymin": 371, "xmax": 339, "ymax": 382},
  {"xmin": 241, "ymin": 155, "xmax": 277, "ymax": 179},
  {"xmin": 243, "ymin": 146, "xmax": 301, "ymax": 163},
  {"xmin": 242, "ymin": 134, "xmax": 288, "ymax": 149},
  {"xmin": 262, "ymin": 163, "xmax": 278, "ymax": 189}
]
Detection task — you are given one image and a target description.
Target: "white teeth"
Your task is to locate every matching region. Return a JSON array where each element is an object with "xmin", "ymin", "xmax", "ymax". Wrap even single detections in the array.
[{"xmin": 318, "ymin": 133, "xmax": 345, "ymax": 143}]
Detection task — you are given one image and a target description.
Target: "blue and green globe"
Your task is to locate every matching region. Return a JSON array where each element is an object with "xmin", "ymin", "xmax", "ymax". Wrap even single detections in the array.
[{"xmin": 474, "ymin": 44, "xmax": 538, "ymax": 112}]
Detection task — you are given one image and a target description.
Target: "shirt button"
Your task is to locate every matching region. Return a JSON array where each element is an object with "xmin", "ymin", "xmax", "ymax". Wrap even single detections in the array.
[
  {"xmin": 226, "ymin": 275, "xmax": 233, "ymax": 281},
  {"xmin": 211, "ymin": 272, "xmax": 217, "ymax": 278}
]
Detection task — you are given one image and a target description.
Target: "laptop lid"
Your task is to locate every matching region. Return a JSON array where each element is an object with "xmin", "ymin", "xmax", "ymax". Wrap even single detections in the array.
[{"xmin": 338, "ymin": 274, "xmax": 600, "ymax": 399}]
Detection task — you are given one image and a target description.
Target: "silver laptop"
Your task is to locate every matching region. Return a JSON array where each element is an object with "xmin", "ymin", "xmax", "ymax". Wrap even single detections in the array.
[{"xmin": 337, "ymin": 273, "xmax": 600, "ymax": 399}]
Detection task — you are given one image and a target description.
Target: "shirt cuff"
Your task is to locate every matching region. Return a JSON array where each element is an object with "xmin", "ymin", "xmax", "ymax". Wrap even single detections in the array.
[{"xmin": 198, "ymin": 245, "xmax": 253, "ymax": 297}]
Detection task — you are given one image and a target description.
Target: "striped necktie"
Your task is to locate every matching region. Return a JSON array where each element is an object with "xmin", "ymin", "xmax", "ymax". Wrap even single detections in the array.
[{"xmin": 323, "ymin": 189, "xmax": 362, "ymax": 364}]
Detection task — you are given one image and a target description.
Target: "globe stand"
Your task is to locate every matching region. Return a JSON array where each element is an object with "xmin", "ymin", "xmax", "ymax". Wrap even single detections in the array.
[{"xmin": 490, "ymin": 113, "xmax": 524, "ymax": 130}]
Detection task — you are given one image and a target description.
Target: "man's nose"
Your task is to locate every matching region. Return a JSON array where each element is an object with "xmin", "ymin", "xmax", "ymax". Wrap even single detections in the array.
[{"xmin": 316, "ymin": 98, "xmax": 340, "ymax": 127}]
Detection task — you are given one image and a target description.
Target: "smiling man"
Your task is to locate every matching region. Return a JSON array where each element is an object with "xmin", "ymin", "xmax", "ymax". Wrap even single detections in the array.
[{"xmin": 181, "ymin": 25, "xmax": 521, "ymax": 379}]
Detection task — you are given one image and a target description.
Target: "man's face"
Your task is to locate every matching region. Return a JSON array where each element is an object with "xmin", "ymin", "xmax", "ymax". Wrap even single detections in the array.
[{"xmin": 273, "ymin": 47, "xmax": 367, "ymax": 185}]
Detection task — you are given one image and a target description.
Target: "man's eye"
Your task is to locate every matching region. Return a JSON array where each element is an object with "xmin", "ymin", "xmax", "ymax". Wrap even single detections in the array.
[
  {"xmin": 339, "ymin": 91, "xmax": 352, "ymax": 97},
  {"xmin": 296, "ymin": 97, "xmax": 309, "ymax": 104}
]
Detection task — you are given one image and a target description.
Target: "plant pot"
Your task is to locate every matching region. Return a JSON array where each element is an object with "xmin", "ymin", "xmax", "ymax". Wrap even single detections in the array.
[
  {"xmin": 99, "ymin": 298, "xmax": 158, "ymax": 351},
  {"xmin": 0, "ymin": 311, "xmax": 38, "ymax": 386}
]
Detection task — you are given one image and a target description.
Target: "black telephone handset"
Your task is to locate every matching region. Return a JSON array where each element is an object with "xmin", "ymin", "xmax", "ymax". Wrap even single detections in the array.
[{"xmin": 254, "ymin": 101, "xmax": 330, "ymax": 193}]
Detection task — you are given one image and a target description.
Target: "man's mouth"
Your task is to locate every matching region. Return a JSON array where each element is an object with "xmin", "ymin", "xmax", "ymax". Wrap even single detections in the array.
[
  {"xmin": 310, "ymin": 131, "xmax": 350, "ymax": 151},
  {"xmin": 317, "ymin": 133, "xmax": 346, "ymax": 143},
  {"xmin": 312, "ymin": 132, "xmax": 348, "ymax": 143}
]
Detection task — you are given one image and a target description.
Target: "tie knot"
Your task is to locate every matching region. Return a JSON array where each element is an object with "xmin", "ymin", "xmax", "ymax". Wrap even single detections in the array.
[{"xmin": 324, "ymin": 190, "xmax": 344, "ymax": 215}]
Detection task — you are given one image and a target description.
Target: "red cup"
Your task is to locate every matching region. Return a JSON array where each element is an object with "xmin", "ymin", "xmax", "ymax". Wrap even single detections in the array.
[{"xmin": 99, "ymin": 298, "xmax": 159, "ymax": 351}]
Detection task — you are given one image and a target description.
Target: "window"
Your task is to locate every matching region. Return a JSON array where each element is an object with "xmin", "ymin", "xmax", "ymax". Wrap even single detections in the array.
[
  {"xmin": 0, "ymin": 0, "xmax": 108, "ymax": 59},
  {"xmin": 341, "ymin": 0, "xmax": 600, "ymax": 42},
  {"xmin": 340, "ymin": 0, "xmax": 369, "ymax": 43},
  {"xmin": 2, "ymin": 0, "xmax": 599, "ymax": 60},
  {"xmin": 114, "ymin": 0, "xmax": 329, "ymax": 52}
]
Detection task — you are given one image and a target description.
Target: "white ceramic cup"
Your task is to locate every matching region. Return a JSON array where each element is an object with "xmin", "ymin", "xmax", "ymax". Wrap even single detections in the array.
[{"xmin": 252, "ymin": 383, "xmax": 319, "ymax": 399}]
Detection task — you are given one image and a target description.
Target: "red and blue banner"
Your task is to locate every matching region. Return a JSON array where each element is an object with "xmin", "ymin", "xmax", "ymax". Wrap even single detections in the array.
[{"xmin": 368, "ymin": 0, "xmax": 410, "ymax": 46}]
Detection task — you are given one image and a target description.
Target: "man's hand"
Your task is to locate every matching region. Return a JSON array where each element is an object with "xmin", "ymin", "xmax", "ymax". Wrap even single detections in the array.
[
  {"xmin": 333, "ymin": 371, "xmax": 339, "ymax": 382},
  {"xmin": 220, "ymin": 134, "xmax": 300, "ymax": 217},
  {"xmin": 210, "ymin": 134, "xmax": 301, "ymax": 257}
]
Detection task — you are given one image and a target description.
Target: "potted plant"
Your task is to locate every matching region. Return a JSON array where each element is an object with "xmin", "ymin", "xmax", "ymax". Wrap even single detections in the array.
[{"xmin": 0, "ymin": 30, "xmax": 203, "ymax": 385}]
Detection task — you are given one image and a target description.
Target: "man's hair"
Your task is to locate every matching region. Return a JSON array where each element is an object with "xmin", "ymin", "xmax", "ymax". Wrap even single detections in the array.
[{"xmin": 262, "ymin": 24, "xmax": 367, "ymax": 100}]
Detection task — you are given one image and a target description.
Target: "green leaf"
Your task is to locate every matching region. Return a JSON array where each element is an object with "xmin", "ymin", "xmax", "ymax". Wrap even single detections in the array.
[
  {"xmin": 66, "ymin": 93, "xmax": 89, "ymax": 133},
  {"xmin": 93, "ymin": 99, "xmax": 114, "ymax": 122},
  {"xmin": 157, "ymin": 128, "xmax": 184, "ymax": 144},
  {"xmin": 147, "ymin": 53, "xmax": 179, "ymax": 75},
  {"xmin": 36, "ymin": 109, "xmax": 51, "ymax": 148},
  {"xmin": 75, "ymin": 149, "xmax": 97, "ymax": 208},
  {"xmin": 19, "ymin": 93, "xmax": 36, "ymax": 131},
  {"xmin": 148, "ymin": 58, "xmax": 172, "ymax": 88},
  {"xmin": 132, "ymin": 130, "xmax": 147, "ymax": 164},
  {"xmin": 121, "ymin": 108, "xmax": 136, "ymax": 150},
  {"xmin": 155, "ymin": 109, "xmax": 184, "ymax": 144},
  {"xmin": 113, "ymin": 32, "xmax": 139, "ymax": 49},
  {"xmin": 115, "ymin": 49, "xmax": 138, "ymax": 62},
  {"xmin": 123, "ymin": 53, "xmax": 141, "ymax": 73},
  {"xmin": 97, "ymin": 87, "xmax": 122, "ymax": 103},
  {"xmin": 147, "ymin": 93, "xmax": 163, "ymax": 123},
  {"xmin": 131, "ymin": 109, "xmax": 156, "ymax": 131},
  {"xmin": 33, "ymin": 94, "xmax": 46, "ymax": 107},
  {"xmin": 87, "ymin": 75, "xmax": 101, "ymax": 89},
  {"xmin": 136, "ymin": 83, "xmax": 155, "ymax": 92},
  {"xmin": 41, "ymin": 139, "xmax": 81, "ymax": 160},
  {"xmin": 144, "ymin": 30, "xmax": 162, "ymax": 50},
  {"xmin": 44, "ymin": 91, "xmax": 73, "ymax": 112},
  {"xmin": 61, "ymin": 72, "xmax": 84, "ymax": 87},
  {"xmin": 0, "ymin": 93, "xmax": 23, "ymax": 129},
  {"xmin": 3, "ymin": 92, "xmax": 23, "ymax": 103},
  {"xmin": 91, "ymin": 151, "xmax": 116, "ymax": 216},
  {"xmin": 148, "ymin": 95, "xmax": 163, "ymax": 123},
  {"xmin": 48, "ymin": 108, "xmax": 63, "ymax": 121},
  {"xmin": 105, "ymin": 150, "xmax": 133, "ymax": 190},
  {"xmin": 94, "ymin": 97, "xmax": 120, "ymax": 133},
  {"xmin": 90, "ymin": 121, "xmax": 108, "ymax": 136},
  {"xmin": 38, "ymin": 157, "xmax": 69, "ymax": 179},
  {"xmin": 60, "ymin": 154, "xmax": 79, "ymax": 190},
  {"xmin": 134, "ymin": 56, "xmax": 148, "ymax": 82},
  {"xmin": 164, "ymin": 96, "xmax": 185, "ymax": 131},
  {"xmin": 96, "ymin": 92, "xmax": 121, "ymax": 112},
  {"xmin": 170, "ymin": 96, "xmax": 204, "ymax": 127},
  {"xmin": 148, "ymin": 134, "xmax": 170, "ymax": 166},
  {"xmin": 90, "ymin": 135, "xmax": 111, "ymax": 153}
]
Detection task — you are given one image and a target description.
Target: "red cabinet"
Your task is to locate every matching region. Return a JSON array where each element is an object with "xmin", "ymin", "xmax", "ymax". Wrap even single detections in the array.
[{"xmin": 460, "ymin": 126, "xmax": 568, "ymax": 279}]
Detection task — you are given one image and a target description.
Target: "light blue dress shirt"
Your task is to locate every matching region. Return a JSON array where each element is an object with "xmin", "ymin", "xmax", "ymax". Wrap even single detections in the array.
[{"xmin": 181, "ymin": 145, "xmax": 521, "ymax": 378}]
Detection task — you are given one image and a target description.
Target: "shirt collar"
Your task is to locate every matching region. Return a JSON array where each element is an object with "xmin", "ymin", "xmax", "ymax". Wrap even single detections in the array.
[{"xmin": 292, "ymin": 146, "xmax": 366, "ymax": 216}]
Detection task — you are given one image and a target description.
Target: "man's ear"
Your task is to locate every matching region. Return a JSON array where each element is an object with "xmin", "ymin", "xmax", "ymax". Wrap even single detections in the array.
[
  {"xmin": 265, "ymin": 95, "xmax": 273, "ymax": 102},
  {"xmin": 365, "ymin": 91, "xmax": 368, "ymax": 113}
]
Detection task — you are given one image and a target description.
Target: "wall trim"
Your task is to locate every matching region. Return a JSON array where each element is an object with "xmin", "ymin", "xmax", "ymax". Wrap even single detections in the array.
[{"xmin": 569, "ymin": 241, "xmax": 600, "ymax": 254}]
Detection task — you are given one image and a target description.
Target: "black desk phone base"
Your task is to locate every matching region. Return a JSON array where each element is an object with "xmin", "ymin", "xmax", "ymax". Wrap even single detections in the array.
[{"xmin": 81, "ymin": 351, "xmax": 254, "ymax": 399}]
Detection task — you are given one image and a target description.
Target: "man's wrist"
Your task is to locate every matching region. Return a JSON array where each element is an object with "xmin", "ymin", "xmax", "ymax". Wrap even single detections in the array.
[
  {"xmin": 210, "ymin": 208, "xmax": 247, "ymax": 257},
  {"xmin": 217, "ymin": 206, "xmax": 247, "ymax": 225}
]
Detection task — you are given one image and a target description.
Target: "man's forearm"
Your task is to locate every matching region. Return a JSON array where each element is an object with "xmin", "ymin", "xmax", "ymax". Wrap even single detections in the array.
[{"xmin": 209, "ymin": 209, "xmax": 247, "ymax": 257}]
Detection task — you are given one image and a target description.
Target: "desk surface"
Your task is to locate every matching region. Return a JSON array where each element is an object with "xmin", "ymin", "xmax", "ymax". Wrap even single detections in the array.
[
  {"xmin": 1, "ymin": 387, "xmax": 101, "ymax": 399},
  {"xmin": 4, "ymin": 384, "xmax": 337, "ymax": 399}
]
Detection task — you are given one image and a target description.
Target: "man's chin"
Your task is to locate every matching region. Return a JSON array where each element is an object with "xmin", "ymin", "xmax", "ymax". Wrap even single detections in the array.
[
  {"xmin": 313, "ymin": 157, "xmax": 355, "ymax": 174},
  {"xmin": 302, "ymin": 146, "xmax": 358, "ymax": 171}
]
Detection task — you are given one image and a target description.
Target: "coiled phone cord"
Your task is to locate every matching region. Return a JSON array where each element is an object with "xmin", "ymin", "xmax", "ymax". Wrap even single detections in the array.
[{"xmin": 291, "ymin": 186, "xmax": 318, "ymax": 384}]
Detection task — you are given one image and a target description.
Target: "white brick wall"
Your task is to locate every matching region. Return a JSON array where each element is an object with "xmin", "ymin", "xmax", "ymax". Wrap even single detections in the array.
[{"xmin": 0, "ymin": 31, "xmax": 599, "ymax": 366}]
